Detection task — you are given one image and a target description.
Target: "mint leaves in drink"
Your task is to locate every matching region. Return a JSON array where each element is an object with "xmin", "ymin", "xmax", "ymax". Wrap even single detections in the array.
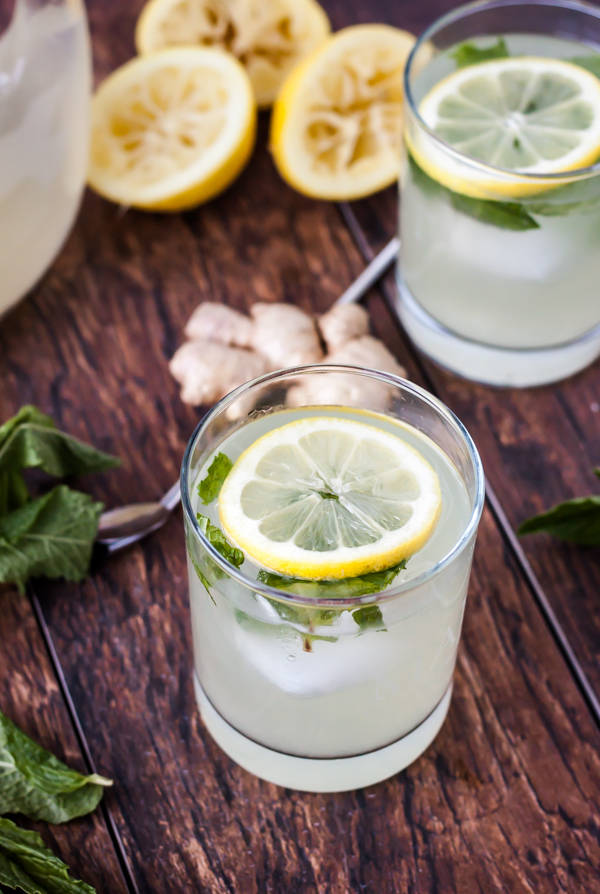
[
  {"xmin": 408, "ymin": 155, "xmax": 540, "ymax": 231},
  {"xmin": 0, "ymin": 406, "xmax": 119, "ymax": 590},
  {"xmin": 256, "ymin": 561, "xmax": 407, "ymax": 649},
  {"xmin": 452, "ymin": 37, "xmax": 509, "ymax": 68},
  {"xmin": 0, "ymin": 710, "xmax": 112, "ymax": 824},
  {"xmin": 196, "ymin": 514, "xmax": 244, "ymax": 568},
  {"xmin": 0, "ymin": 817, "xmax": 95, "ymax": 893},
  {"xmin": 518, "ymin": 470, "xmax": 600, "ymax": 545},
  {"xmin": 197, "ymin": 452, "xmax": 233, "ymax": 505}
]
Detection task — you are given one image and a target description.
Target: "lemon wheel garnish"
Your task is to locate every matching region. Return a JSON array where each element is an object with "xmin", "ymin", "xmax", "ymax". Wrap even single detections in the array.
[
  {"xmin": 88, "ymin": 47, "xmax": 256, "ymax": 211},
  {"xmin": 270, "ymin": 25, "xmax": 417, "ymax": 200},
  {"xmin": 218, "ymin": 417, "xmax": 442, "ymax": 580},
  {"xmin": 135, "ymin": 0, "xmax": 331, "ymax": 108},
  {"xmin": 412, "ymin": 56, "xmax": 600, "ymax": 199}
]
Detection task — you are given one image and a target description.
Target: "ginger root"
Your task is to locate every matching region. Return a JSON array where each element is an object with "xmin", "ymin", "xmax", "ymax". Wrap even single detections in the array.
[
  {"xmin": 169, "ymin": 340, "xmax": 268, "ymax": 408},
  {"xmin": 318, "ymin": 304, "xmax": 370, "ymax": 352},
  {"xmin": 184, "ymin": 302, "xmax": 254, "ymax": 348},
  {"xmin": 286, "ymin": 335, "xmax": 406, "ymax": 410},
  {"xmin": 249, "ymin": 302, "xmax": 323, "ymax": 370}
]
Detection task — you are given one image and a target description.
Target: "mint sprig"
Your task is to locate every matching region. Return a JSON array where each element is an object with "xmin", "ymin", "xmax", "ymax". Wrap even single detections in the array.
[
  {"xmin": 197, "ymin": 452, "xmax": 233, "ymax": 505},
  {"xmin": 0, "ymin": 710, "xmax": 112, "ymax": 824},
  {"xmin": 518, "ymin": 469, "xmax": 600, "ymax": 545},
  {"xmin": 0, "ymin": 817, "xmax": 95, "ymax": 893},
  {"xmin": 451, "ymin": 38, "xmax": 509, "ymax": 68}
]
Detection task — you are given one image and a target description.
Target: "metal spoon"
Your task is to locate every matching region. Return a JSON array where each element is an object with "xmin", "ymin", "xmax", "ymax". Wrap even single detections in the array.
[{"xmin": 98, "ymin": 236, "xmax": 400, "ymax": 553}]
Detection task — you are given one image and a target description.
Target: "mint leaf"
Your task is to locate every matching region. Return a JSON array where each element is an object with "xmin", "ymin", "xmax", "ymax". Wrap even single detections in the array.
[
  {"xmin": 452, "ymin": 38, "xmax": 509, "ymax": 68},
  {"xmin": 569, "ymin": 55, "xmax": 600, "ymax": 78},
  {"xmin": 408, "ymin": 155, "xmax": 539, "ymax": 231},
  {"xmin": 257, "ymin": 559, "xmax": 407, "ymax": 599},
  {"xmin": 0, "ymin": 406, "xmax": 120, "ymax": 486},
  {"xmin": 352, "ymin": 604, "xmax": 385, "ymax": 633},
  {"xmin": 0, "ymin": 711, "xmax": 111, "ymax": 824},
  {"xmin": 196, "ymin": 514, "xmax": 243, "ymax": 568},
  {"xmin": 0, "ymin": 471, "xmax": 29, "ymax": 517},
  {"xmin": 518, "ymin": 496, "xmax": 600, "ymax": 545},
  {"xmin": 0, "ymin": 486, "xmax": 103, "ymax": 592},
  {"xmin": 0, "ymin": 816, "xmax": 95, "ymax": 893},
  {"xmin": 197, "ymin": 453, "xmax": 233, "ymax": 505}
]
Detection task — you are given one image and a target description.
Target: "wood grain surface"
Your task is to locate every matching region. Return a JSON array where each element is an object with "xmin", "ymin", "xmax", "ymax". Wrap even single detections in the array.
[{"xmin": 0, "ymin": 0, "xmax": 599, "ymax": 892}]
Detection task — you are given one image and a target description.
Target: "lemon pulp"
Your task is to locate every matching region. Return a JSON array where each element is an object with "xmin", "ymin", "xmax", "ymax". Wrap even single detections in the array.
[
  {"xmin": 218, "ymin": 417, "xmax": 442, "ymax": 580},
  {"xmin": 88, "ymin": 47, "xmax": 256, "ymax": 210},
  {"xmin": 270, "ymin": 25, "xmax": 417, "ymax": 200}
]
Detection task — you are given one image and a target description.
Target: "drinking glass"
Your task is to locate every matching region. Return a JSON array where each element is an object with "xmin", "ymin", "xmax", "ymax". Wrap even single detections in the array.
[
  {"xmin": 182, "ymin": 366, "xmax": 485, "ymax": 792},
  {"xmin": 398, "ymin": 0, "xmax": 600, "ymax": 386}
]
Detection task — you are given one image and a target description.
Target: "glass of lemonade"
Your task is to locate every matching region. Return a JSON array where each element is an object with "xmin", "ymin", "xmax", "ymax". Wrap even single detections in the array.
[
  {"xmin": 182, "ymin": 366, "xmax": 484, "ymax": 792},
  {"xmin": 398, "ymin": 0, "xmax": 600, "ymax": 387},
  {"xmin": 0, "ymin": 0, "xmax": 91, "ymax": 319}
]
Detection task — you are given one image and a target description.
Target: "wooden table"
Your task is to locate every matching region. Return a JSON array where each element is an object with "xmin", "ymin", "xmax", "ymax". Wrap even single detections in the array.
[{"xmin": 1, "ymin": 0, "xmax": 600, "ymax": 891}]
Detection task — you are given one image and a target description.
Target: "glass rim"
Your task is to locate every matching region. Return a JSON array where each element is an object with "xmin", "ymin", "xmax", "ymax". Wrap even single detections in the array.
[
  {"xmin": 181, "ymin": 364, "xmax": 485, "ymax": 608},
  {"xmin": 404, "ymin": 0, "xmax": 600, "ymax": 183}
]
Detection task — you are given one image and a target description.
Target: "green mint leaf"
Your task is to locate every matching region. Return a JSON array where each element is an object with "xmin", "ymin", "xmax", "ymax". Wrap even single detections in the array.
[
  {"xmin": 0, "ymin": 816, "xmax": 95, "ymax": 893},
  {"xmin": 0, "ymin": 471, "xmax": 29, "ymax": 517},
  {"xmin": 452, "ymin": 38, "xmax": 509, "ymax": 68},
  {"xmin": 352, "ymin": 604, "xmax": 385, "ymax": 633},
  {"xmin": 518, "ymin": 496, "xmax": 600, "ymax": 546},
  {"xmin": 0, "ymin": 711, "xmax": 111, "ymax": 824},
  {"xmin": 408, "ymin": 155, "xmax": 539, "ymax": 231},
  {"xmin": 595, "ymin": 468, "xmax": 600, "ymax": 480},
  {"xmin": 197, "ymin": 453, "xmax": 233, "ymax": 505},
  {"xmin": 450, "ymin": 192, "xmax": 540, "ymax": 230},
  {"xmin": 569, "ymin": 55, "xmax": 600, "ymax": 78},
  {"xmin": 196, "ymin": 514, "xmax": 244, "ymax": 568},
  {"xmin": 0, "ymin": 486, "xmax": 103, "ymax": 592},
  {"xmin": 257, "ymin": 559, "xmax": 407, "ymax": 600},
  {"xmin": 0, "ymin": 406, "xmax": 120, "ymax": 483}
]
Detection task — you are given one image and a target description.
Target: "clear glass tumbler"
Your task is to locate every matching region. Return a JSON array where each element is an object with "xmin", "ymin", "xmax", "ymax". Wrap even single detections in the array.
[
  {"xmin": 182, "ymin": 366, "xmax": 484, "ymax": 792},
  {"xmin": 398, "ymin": 0, "xmax": 600, "ymax": 387},
  {"xmin": 0, "ymin": 0, "xmax": 91, "ymax": 318}
]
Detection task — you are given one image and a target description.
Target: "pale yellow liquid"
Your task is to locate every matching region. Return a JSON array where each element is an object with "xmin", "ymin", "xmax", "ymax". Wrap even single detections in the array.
[
  {"xmin": 187, "ymin": 408, "xmax": 474, "ymax": 769},
  {"xmin": 0, "ymin": 0, "xmax": 90, "ymax": 318}
]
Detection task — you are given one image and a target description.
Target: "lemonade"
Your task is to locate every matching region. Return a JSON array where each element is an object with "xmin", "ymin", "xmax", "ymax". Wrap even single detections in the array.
[
  {"xmin": 0, "ymin": 0, "xmax": 90, "ymax": 318},
  {"xmin": 398, "ymin": 0, "xmax": 600, "ymax": 386},
  {"xmin": 182, "ymin": 367, "xmax": 484, "ymax": 791}
]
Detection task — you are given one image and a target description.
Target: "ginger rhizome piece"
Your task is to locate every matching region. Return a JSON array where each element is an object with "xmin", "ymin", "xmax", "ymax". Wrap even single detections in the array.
[
  {"xmin": 317, "ymin": 303, "xmax": 369, "ymax": 352},
  {"xmin": 184, "ymin": 302, "xmax": 254, "ymax": 348},
  {"xmin": 249, "ymin": 302, "xmax": 323, "ymax": 370},
  {"xmin": 169, "ymin": 340, "xmax": 268, "ymax": 406}
]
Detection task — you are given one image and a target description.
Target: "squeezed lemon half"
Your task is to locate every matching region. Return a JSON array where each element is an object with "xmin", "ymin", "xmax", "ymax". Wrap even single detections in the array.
[
  {"xmin": 88, "ymin": 47, "xmax": 256, "ymax": 210},
  {"xmin": 410, "ymin": 56, "xmax": 600, "ymax": 199},
  {"xmin": 219, "ymin": 417, "xmax": 442, "ymax": 580},
  {"xmin": 135, "ymin": 0, "xmax": 331, "ymax": 107},
  {"xmin": 270, "ymin": 24, "xmax": 417, "ymax": 200}
]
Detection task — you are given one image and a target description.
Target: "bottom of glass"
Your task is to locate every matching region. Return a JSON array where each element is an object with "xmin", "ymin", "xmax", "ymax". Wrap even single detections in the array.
[
  {"xmin": 194, "ymin": 675, "xmax": 453, "ymax": 792},
  {"xmin": 396, "ymin": 278, "xmax": 600, "ymax": 388}
]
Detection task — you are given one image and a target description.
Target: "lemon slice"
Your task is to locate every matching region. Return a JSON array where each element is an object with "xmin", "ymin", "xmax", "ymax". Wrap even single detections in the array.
[
  {"xmin": 270, "ymin": 25, "xmax": 417, "ymax": 200},
  {"xmin": 219, "ymin": 417, "xmax": 441, "ymax": 580},
  {"xmin": 135, "ymin": 0, "xmax": 331, "ymax": 108},
  {"xmin": 88, "ymin": 48, "xmax": 256, "ymax": 211},
  {"xmin": 411, "ymin": 56, "xmax": 600, "ymax": 199}
]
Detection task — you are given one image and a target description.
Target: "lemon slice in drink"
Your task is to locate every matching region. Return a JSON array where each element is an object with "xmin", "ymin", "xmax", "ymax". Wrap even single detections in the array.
[
  {"xmin": 135, "ymin": 0, "xmax": 331, "ymax": 107},
  {"xmin": 88, "ymin": 48, "xmax": 256, "ymax": 211},
  {"xmin": 411, "ymin": 57, "xmax": 600, "ymax": 199},
  {"xmin": 219, "ymin": 417, "xmax": 442, "ymax": 580},
  {"xmin": 270, "ymin": 25, "xmax": 417, "ymax": 200}
]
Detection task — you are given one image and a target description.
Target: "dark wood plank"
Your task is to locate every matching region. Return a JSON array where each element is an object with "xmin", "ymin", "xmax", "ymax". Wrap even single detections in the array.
[
  {"xmin": 336, "ymin": 0, "xmax": 600, "ymax": 707},
  {"xmin": 1, "ymin": 0, "xmax": 599, "ymax": 890},
  {"xmin": 0, "ymin": 586, "xmax": 131, "ymax": 894}
]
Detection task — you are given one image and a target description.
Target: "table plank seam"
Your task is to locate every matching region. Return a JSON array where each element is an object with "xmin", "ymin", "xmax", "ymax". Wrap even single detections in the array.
[
  {"xmin": 336, "ymin": 200, "xmax": 600, "ymax": 732},
  {"xmin": 29, "ymin": 587, "xmax": 142, "ymax": 894}
]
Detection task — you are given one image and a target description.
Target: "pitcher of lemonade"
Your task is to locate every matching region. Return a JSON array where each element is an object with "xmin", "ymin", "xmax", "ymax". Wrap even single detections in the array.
[{"xmin": 0, "ymin": 0, "xmax": 91, "ymax": 318}]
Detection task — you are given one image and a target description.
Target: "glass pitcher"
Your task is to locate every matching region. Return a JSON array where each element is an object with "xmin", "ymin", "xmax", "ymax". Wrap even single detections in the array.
[{"xmin": 0, "ymin": 0, "xmax": 91, "ymax": 319}]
